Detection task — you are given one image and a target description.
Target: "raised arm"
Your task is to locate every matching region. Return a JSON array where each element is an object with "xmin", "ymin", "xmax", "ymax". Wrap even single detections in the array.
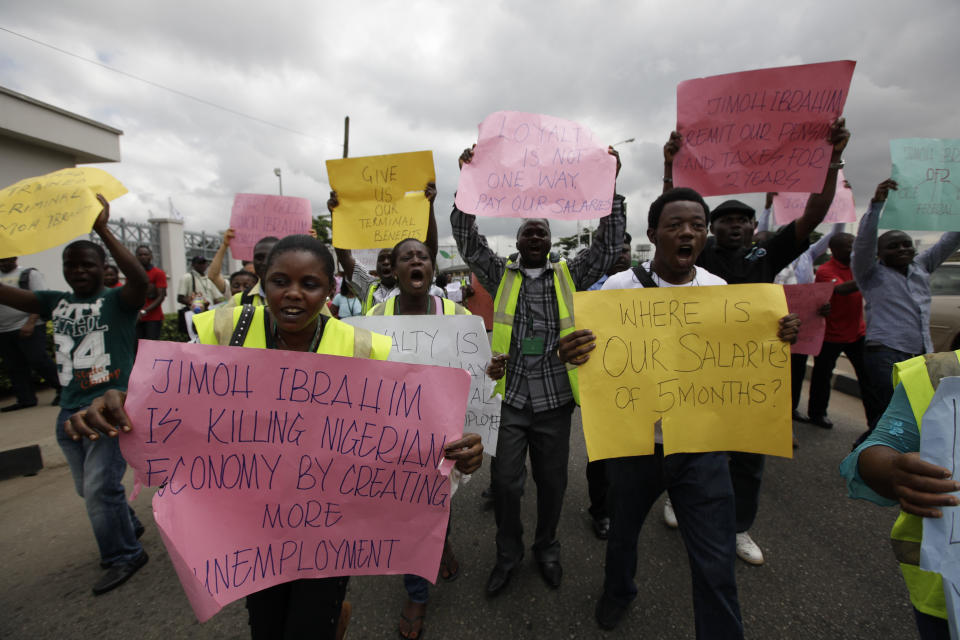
[
  {"xmin": 851, "ymin": 180, "xmax": 896, "ymax": 284},
  {"xmin": 207, "ymin": 229, "xmax": 233, "ymax": 294},
  {"xmin": 919, "ymin": 228, "xmax": 960, "ymax": 274},
  {"xmin": 662, "ymin": 131, "xmax": 681, "ymax": 194},
  {"xmin": 424, "ymin": 181, "xmax": 438, "ymax": 261},
  {"xmin": 95, "ymin": 195, "xmax": 148, "ymax": 310},
  {"xmin": 793, "ymin": 118, "xmax": 850, "ymax": 242}
]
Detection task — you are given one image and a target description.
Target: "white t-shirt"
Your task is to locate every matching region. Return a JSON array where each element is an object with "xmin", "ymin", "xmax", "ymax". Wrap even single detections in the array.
[{"xmin": 601, "ymin": 263, "xmax": 727, "ymax": 442}]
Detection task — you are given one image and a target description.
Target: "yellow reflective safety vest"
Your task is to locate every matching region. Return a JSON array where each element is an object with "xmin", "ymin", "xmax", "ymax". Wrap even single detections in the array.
[
  {"xmin": 367, "ymin": 296, "xmax": 470, "ymax": 316},
  {"xmin": 889, "ymin": 350, "xmax": 960, "ymax": 620},
  {"xmin": 230, "ymin": 282, "xmax": 264, "ymax": 308},
  {"xmin": 491, "ymin": 255, "xmax": 579, "ymax": 404},
  {"xmin": 224, "ymin": 283, "xmax": 331, "ymax": 316},
  {"xmin": 193, "ymin": 304, "xmax": 391, "ymax": 359}
]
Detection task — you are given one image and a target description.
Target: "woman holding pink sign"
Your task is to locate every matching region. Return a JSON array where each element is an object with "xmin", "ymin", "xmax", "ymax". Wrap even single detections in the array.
[{"xmin": 67, "ymin": 234, "xmax": 484, "ymax": 640}]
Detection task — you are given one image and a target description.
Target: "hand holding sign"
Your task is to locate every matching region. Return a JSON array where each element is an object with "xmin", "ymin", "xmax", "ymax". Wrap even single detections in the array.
[
  {"xmin": 455, "ymin": 111, "xmax": 617, "ymax": 219},
  {"xmin": 0, "ymin": 167, "xmax": 127, "ymax": 256},
  {"xmin": 672, "ymin": 60, "xmax": 855, "ymax": 196},
  {"xmin": 78, "ymin": 341, "xmax": 469, "ymax": 622},
  {"xmin": 573, "ymin": 284, "xmax": 793, "ymax": 461}
]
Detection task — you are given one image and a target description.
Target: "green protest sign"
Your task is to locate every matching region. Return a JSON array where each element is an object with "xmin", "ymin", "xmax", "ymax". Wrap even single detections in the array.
[{"xmin": 882, "ymin": 138, "xmax": 960, "ymax": 231}]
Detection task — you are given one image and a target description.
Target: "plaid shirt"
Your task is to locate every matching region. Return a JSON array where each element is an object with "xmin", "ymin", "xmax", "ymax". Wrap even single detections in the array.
[{"xmin": 451, "ymin": 194, "xmax": 625, "ymax": 411}]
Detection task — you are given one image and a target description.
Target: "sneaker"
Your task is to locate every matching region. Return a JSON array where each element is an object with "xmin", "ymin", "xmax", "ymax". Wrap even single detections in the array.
[
  {"xmin": 663, "ymin": 498, "xmax": 678, "ymax": 529},
  {"xmin": 735, "ymin": 532, "xmax": 764, "ymax": 565}
]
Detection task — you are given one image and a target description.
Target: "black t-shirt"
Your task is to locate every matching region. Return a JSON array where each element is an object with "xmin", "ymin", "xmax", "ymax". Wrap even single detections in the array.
[{"xmin": 696, "ymin": 221, "xmax": 808, "ymax": 284}]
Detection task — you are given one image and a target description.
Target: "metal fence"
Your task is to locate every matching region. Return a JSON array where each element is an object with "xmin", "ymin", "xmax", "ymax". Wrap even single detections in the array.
[{"xmin": 88, "ymin": 220, "xmax": 227, "ymax": 274}]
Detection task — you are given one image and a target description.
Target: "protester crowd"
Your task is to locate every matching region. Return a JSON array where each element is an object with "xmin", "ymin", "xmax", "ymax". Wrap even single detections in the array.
[{"xmin": 2, "ymin": 112, "xmax": 959, "ymax": 640}]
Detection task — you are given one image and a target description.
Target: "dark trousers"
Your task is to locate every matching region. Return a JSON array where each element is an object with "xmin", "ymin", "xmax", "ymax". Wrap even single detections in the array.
[
  {"xmin": 604, "ymin": 448, "xmax": 743, "ymax": 639},
  {"xmin": 807, "ymin": 337, "xmax": 868, "ymax": 420},
  {"xmin": 729, "ymin": 452, "xmax": 764, "ymax": 533},
  {"xmin": 136, "ymin": 320, "xmax": 162, "ymax": 341},
  {"xmin": 587, "ymin": 459, "xmax": 609, "ymax": 520},
  {"xmin": 862, "ymin": 345, "xmax": 918, "ymax": 430},
  {"xmin": 0, "ymin": 325, "xmax": 59, "ymax": 405},
  {"xmin": 913, "ymin": 608, "xmax": 949, "ymax": 640},
  {"xmin": 246, "ymin": 577, "xmax": 348, "ymax": 640},
  {"xmin": 790, "ymin": 353, "xmax": 808, "ymax": 411},
  {"xmin": 492, "ymin": 400, "xmax": 574, "ymax": 565}
]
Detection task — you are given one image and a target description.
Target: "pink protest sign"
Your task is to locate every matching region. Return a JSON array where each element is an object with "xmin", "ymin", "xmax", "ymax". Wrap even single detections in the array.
[
  {"xmin": 773, "ymin": 169, "xmax": 856, "ymax": 224},
  {"xmin": 674, "ymin": 60, "xmax": 855, "ymax": 197},
  {"xmin": 454, "ymin": 111, "xmax": 617, "ymax": 219},
  {"xmin": 121, "ymin": 341, "xmax": 469, "ymax": 622},
  {"xmin": 783, "ymin": 282, "xmax": 836, "ymax": 355},
  {"xmin": 229, "ymin": 194, "xmax": 313, "ymax": 260}
]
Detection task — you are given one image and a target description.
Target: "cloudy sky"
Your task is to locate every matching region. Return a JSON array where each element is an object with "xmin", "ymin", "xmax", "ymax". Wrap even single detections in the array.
[{"xmin": 2, "ymin": 1, "xmax": 958, "ymax": 255}]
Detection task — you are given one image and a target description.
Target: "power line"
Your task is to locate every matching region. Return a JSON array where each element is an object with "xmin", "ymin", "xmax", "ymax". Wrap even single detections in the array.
[{"xmin": 0, "ymin": 25, "xmax": 320, "ymax": 139}]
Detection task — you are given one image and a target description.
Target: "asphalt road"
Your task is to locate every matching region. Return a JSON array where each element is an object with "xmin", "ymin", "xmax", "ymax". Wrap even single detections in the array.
[{"xmin": 0, "ymin": 386, "xmax": 916, "ymax": 639}]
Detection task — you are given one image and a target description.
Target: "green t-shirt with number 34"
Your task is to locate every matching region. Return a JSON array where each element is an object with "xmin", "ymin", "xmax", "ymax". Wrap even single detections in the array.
[{"xmin": 36, "ymin": 287, "xmax": 138, "ymax": 411}]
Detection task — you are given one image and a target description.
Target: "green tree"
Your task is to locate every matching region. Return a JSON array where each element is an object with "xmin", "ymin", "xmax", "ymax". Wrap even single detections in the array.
[
  {"xmin": 553, "ymin": 226, "xmax": 595, "ymax": 258},
  {"xmin": 312, "ymin": 215, "xmax": 332, "ymax": 244}
]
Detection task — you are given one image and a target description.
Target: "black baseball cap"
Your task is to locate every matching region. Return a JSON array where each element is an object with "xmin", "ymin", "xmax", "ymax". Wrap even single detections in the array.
[{"xmin": 710, "ymin": 200, "xmax": 755, "ymax": 224}]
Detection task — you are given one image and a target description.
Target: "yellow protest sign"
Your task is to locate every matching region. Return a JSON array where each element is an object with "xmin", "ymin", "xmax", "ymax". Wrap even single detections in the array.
[
  {"xmin": 0, "ymin": 167, "xmax": 127, "ymax": 257},
  {"xmin": 326, "ymin": 151, "xmax": 435, "ymax": 249},
  {"xmin": 573, "ymin": 284, "xmax": 792, "ymax": 461}
]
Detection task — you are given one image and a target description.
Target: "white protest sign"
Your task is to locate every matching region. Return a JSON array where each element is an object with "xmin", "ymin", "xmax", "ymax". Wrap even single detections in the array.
[
  {"xmin": 919, "ymin": 376, "xmax": 960, "ymax": 639},
  {"xmin": 345, "ymin": 315, "xmax": 501, "ymax": 455}
]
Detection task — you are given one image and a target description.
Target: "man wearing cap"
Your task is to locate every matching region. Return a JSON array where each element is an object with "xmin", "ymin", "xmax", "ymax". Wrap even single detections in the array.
[
  {"xmin": 662, "ymin": 118, "xmax": 851, "ymax": 566},
  {"xmin": 177, "ymin": 255, "xmax": 224, "ymax": 311}
]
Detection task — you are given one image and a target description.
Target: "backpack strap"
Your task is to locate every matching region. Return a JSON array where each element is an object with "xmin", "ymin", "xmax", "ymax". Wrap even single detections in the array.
[
  {"xmin": 631, "ymin": 264, "xmax": 659, "ymax": 289},
  {"xmin": 228, "ymin": 305, "xmax": 256, "ymax": 346}
]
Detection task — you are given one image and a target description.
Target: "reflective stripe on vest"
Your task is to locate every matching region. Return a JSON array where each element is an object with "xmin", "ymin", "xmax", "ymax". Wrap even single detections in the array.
[
  {"xmin": 889, "ymin": 350, "xmax": 960, "ymax": 620},
  {"xmin": 369, "ymin": 296, "xmax": 471, "ymax": 316},
  {"xmin": 362, "ymin": 283, "xmax": 378, "ymax": 315},
  {"xmin": 196, "ymin": 305, "xmax": 390, "ymax": 360},
  {"xmin": 491, "ymin": 256, "xmax": 579, "ymax": 404}
]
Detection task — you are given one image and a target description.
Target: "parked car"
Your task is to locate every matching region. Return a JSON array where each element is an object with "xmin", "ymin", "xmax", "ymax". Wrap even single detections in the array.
[{"xmin": 930, "ymin": 262, "xmax": 960, "ymax": 352}]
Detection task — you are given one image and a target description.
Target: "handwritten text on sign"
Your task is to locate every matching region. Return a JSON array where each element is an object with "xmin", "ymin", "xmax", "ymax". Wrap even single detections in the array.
[
  {"xmin": 346, "ymin": 315, "xmax": 501, "ymax": 455},
  {"xmin": 674, "ymin": 60, "xmax": 855, "ymax": 196},
  {"xmin": 454, "ymin": 111, "xmax": 617, "ymax": 220},
  {"xmin": 229, "ymin": 194, "xmax": 313, "ymax": 261},
  {"xmin": 0, "ymin": 167, "xmax": 127, "ymax": 257},
  {"xmin": 327, "ymin": 151, "xmax": 435, "ymax": 249},
  {"xmin": 121, "ymin": 341, "xmax": 469, "ymax": 622},
  {"xmin": 573, "ymin": 284, "xmax": 792, "ymax": 461},
  {"xmin": 882, "ymin": 139, "xmax": 960, "ymax": 232},
  {"xmin": 773, "ymin": 169, "xmax": 856, "ymax": 224}
]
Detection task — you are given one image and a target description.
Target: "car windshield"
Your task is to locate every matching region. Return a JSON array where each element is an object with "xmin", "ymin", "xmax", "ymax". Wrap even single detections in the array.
[{"xmin": 931, "ymin": 264, "xmax": 960, "ymax": 295}]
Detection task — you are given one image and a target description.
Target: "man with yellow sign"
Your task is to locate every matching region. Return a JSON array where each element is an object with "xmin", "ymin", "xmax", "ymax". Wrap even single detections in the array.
[{"xmin": 558, "ymin": 187, "xmax": 799, "ymax": 635}]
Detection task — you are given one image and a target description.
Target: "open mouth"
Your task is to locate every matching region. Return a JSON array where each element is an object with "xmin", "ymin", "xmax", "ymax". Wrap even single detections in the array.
[
  {"xmin": 677, "ymin": 245, "xmax": 694, "ymax": 259},
  {"xmin": 408, "ymin": 268, "xmax": 426, "ymax": 288}
]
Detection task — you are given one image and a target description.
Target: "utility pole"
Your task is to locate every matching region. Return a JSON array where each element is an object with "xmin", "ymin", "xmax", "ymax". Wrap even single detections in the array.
[{"xmin": 343, "ymin": 116, "xmax": 350, "ymax": 159}]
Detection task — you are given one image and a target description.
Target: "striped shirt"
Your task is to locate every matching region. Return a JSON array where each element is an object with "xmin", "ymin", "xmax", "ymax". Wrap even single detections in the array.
[{"xmin": 451, "ymin": 194, "xmax": 626, "ymax": 411}]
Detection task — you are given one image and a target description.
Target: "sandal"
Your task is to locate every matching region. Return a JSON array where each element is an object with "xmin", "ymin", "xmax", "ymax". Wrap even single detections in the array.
[
  {"xmin": 398, "ymin": 600, "xmax": 426, "ymax": 640},
  {"xmin": 439, "ymin": 543, "xmax": 460, "ymax": 582}
]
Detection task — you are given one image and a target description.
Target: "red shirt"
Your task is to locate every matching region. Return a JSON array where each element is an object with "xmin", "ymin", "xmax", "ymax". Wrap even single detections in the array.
[
  {"xmin": 815, "ymin": 257, "xmax": 865, "ymax": 343},
  {"xmin": 141, "ymin": 266, "xmax": 168, "ymax": 322}
]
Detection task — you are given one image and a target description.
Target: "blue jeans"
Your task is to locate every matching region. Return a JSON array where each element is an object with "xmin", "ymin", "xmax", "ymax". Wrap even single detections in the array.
[
  {"xmin": 604, "ymin": 447, "xmax": 743, "ymax": 640},
  {"xmin": 862, "ymin": 345, "xmax": 919, "ymax": 429},
  {"xmin": 56, "ymin": 407, "xmax": 143, "ymax": 565}
]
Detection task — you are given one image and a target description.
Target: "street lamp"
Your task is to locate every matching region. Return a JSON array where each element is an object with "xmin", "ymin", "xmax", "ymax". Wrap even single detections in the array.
[
  {"xmin": 611, "ymin": 137, "xmax": 636, "ymax": 148},
  {"xmin": 274, "ymin": 168, "xmax": 283, "ymax": 196}
]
